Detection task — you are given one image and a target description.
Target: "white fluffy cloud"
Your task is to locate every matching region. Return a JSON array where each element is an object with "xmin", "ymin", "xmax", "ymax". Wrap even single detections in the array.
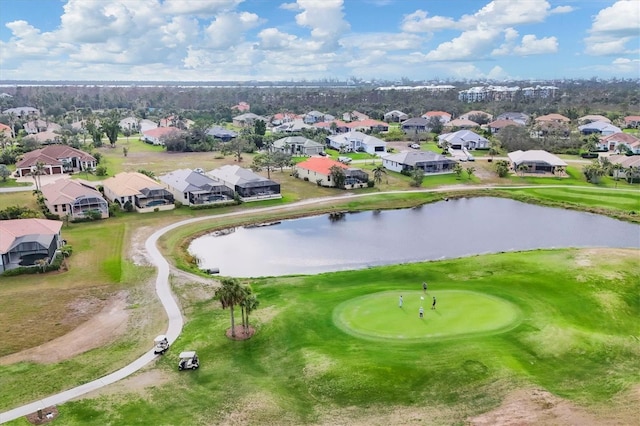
[
  {"xmin": 425, "ymin": 25, "xmax": 503, "ymax": 61},
  {"xmin": 205, "ymin": 12, "xmax": 261, "ymax": 49},
  {"xmin": 585, "ymin": 0, "xmax": 640, "ymax": 55}
]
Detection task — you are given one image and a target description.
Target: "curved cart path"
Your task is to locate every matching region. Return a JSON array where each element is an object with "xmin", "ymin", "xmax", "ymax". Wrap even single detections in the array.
[{"xmin": 0, "ymin": 185, "xmax": 635, "ymax": 423}]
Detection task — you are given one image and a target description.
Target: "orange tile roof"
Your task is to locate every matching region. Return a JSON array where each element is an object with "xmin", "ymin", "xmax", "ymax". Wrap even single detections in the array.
[{"xmin": 296, "ymin": 157, "xmax": 348, "ymax": 175}]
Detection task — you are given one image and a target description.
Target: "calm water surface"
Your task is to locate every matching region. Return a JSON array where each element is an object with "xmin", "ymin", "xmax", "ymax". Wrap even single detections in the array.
[{"xmin": 189, "ymin": 197, "xmax": 640, "ymax": 277}]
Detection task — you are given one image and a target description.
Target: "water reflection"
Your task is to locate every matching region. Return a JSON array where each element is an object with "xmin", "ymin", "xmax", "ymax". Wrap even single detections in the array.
[{"xmin": 189, "ymin": 197, "xmax": 640, "ymax": 277}]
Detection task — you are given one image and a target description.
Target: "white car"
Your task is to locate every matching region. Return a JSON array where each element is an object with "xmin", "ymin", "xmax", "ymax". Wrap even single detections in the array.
[
  {"xmin": 410, "ymin": 143, "xmax": 421, "ymax": 149},
  {"xmin": 338, "ymin": 156, "xmax": 352, "ymax": 164}
]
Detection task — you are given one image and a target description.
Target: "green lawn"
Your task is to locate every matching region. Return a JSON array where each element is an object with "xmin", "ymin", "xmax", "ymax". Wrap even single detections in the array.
[{"xmin": 25, "ymin": 248, "xmax": 639, "ymax": 425}]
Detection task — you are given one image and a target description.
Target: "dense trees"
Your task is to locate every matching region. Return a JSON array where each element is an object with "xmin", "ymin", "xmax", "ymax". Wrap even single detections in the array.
[{"xmin": 497, "ymin": 126, "xmax": 537, "ymax": 152}]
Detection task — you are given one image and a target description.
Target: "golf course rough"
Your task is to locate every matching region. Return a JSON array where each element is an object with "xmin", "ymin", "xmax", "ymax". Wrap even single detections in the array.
[{"xmin": 333, "ymin": 290, "xmax": 522, "ymax": 342}]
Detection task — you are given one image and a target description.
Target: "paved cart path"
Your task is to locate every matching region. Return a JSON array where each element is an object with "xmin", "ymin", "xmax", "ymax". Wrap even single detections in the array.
[{"xmin": 1, "ymin": 185, "xmax": 637, "ymax": 423}]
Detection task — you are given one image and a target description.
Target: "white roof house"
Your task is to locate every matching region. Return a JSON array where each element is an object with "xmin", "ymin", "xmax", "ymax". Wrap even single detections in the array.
[
  {"xmin": 507, "ymin": 150, "xmax": 567, "ymax": 174},
  {"xmin": 438, "ymin": 130, "xmax": 489, "ymax": 150},
  {"xmin": 327, "ymin": 131, "xmax": 387, "ymax": 155}
]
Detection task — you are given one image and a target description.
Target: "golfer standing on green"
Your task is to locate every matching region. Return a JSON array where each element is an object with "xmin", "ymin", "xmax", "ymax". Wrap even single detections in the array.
[
  {"xmin": 399, "ymin": 295, "xmax": 403, "ymax": 308},
  {"xmin": 432, "ymin": 296, "xmax": 437, "ymax": 310}
]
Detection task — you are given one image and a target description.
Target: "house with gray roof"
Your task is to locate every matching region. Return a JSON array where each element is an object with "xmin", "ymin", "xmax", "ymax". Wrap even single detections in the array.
[
  {"xmin": 327, "ymin": 131, "xmax": 386, "ymax": 155},
  {"xmin": 383, "ymin": 151, "xmax": 457, "ymax": 174},
  {"xmin": 2, "ymin": 106, "xmax": 39, "ymax": 118},
  {"xmin": 401, "ymin": 117, "xmax": 431, "ymax": 133},
  {"xmin": 159, "ymin": 169, "xmax": 234, "ymax": 206},
  {"xmin": 438, "ymin": 130, "xmax": 489, "ymax": 150},
  {"xmin": 578, "ymin": 121, "xmax": 621, "ymax": 136},
  {"xmin": 232, "ymin": 113, "xmax": 266, "ymax": 128},
  {"xmin": 304, "ymin": 110, "xmax": 334, "ymax": 124},
  {"xmin": 496, "ymin": 112, "xmax": 529, "ymax": 125},
  {"xmin": 273, "ymin": 136, "xmax": 325, "ymax": 156},
  {"xmin": 207, "ymin": 165, "xmax": 281, "ymax": 202},
  {"xmin": 383, "ymin": 110, "xmax": 409, "ymax": 122},
  {"xmin": 206, "ymin": 126, "xmax": 237, "ymax": 142}
]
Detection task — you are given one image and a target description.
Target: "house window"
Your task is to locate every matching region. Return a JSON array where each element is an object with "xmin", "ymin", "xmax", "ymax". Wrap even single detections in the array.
[
  {"xmin": 62, "ymin": 205, "xmax": 67, "ymax": 212},
  {"xmin": 54, "ymin": 205, "xmax": 58, "ymax": 212}
]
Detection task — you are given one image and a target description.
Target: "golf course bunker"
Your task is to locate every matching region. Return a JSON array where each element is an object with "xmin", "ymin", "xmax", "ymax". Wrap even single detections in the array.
[{"xmin": 333, "ymin": 290, "xmax": 521, "ymax": 342}]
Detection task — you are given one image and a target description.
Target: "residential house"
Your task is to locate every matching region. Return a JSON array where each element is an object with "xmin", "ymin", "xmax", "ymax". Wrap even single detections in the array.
[
  {"xmin": 15, "ymin": 145, "xmax": 96, "ymax": 177},
  {"xmin": 303, "ymin": 111, "xmax": 334, "ymax": 124},
  {"xmin": 623, "ymin": 115, "xmax": 640, "ymax": 128},
  {"xmin": 382, "ymin": 151, "xmax": 457, "ymax": 174},
  {"xmin": 141, "ymin": 126, "xmax": 183, "ymax": 145},
  {"xmin": 0, "ymin": 218, "xmax": 63, "ymax": 273},
  {"xmin": 342, "ymin": 111, "xmax": 369, "ymax": 122},
  {"xmin": 401, "ymin": 117, "xmax": 431, "ymax": 133},
  {"xmin": 273, "ymin": 136, "xmax": 325, "ymax": 156},
  {"xmin": 578, "ymin": 121, "xmax": 621, "ymax": 136},
  {"xmin": 41, "ymin": 179, "xmax": 109, "ymax": 219},
  {"xmin": 604, "ymin": 155, "xmax": 640, "ymax": 180},
  {"xmin": 534, "ymin": 113, "xmax": 571, "ymax": 124},
  {"xmin": 232, "ymin": 113, "xmax": 266, "ymax": 128},
  {"xmin": 24, "ymin": 120, "xmax": 61, "ymax": 135},
  {"xmin": 272, "ymin": 119, "xmax": 314, "ymax": 133},
  {"xmin": 383, "ymin": 110, "xmax": 408, "ymax": 122},
  {"xmin": 346, "ymin": 119, "xmax": 389, "ymax": 133},
  {"xmin": 206, "ymin": 126, "xmax": 237, "ymax": 142},
  {"xmin": 160, "ymin": 115, "xmax": 194, "ymax": 129},
  {"xmin": 314, "ymin": 120, "xmax": 350, "ymax": 134},
  {"xmin": 295, "ymin": 157, "xmax": 369, "ymax": 189},
  {"xmin": 119, "ymin": 116, "xmax": 140, "ymax": 133},
  {"xmin": 444, "ymin": 118, "xmax": 480, "ymax": 130},
  {"xmin": 599, "ymin": 133, "xmax": 640, "ymax": 153},
  {"xmin": 327, "ymin": 131, "xmax": 387, "ymax": 155},
  {"xmin": 496, "ymin": 112, "xmax": 529, "ymax": 125},
  {"xmin": 138, "ymin": 119, "xmax": 158, "ymax": 133},
  {"xmin": 270, "ymin": 112, "xmax": 297, "ymax": 126},
  {"xmin": 421, "ymin": 111, "xmax": 452, "ymax": 123},
  {"xmin": 23, "ymin": 130, "xmax": 61, "ymax": 144},
  {"xmin": 487, "ymin": 119, "xmax": 524, "ymax": 134},
  {"xmin": 459, "ymin": 111, "xmax": 493, "ymax": 122},
  {"xmin": 578, "ymin": 114, "xmax": 611, "ymax": 125},
  {"xmin": 232, "ymin": 102, "xmax": 250, "ymax": 112},
  {"xmin": 438, "ymin": 130, "xmax": 489, "ymax": 150},
  {"xmin": 103, "ymin": 172, "xmax": 175, "ymax": 212},
  {"xmin": 207, "ymin": 165, "xmax": 281, "ymax": 202},
  {"xmin": 2, "ymin": 106, "xmax": 39, "ymax": 119},
  {"xmin": 0, "ymin": 123, "xmax": 12, "ymax": 138},
  {"xmin": 507, "ymin": 150, "xmax": 567, "ymax": 174},
  {"xmin": 159, "ymin": 169, "xmax": 234, "ymax": 206}
]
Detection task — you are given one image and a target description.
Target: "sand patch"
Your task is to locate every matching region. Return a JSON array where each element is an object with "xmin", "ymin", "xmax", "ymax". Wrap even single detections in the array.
[{"xmin": 0, "ymin": 292, "xmax": 129, "ymax": 365}]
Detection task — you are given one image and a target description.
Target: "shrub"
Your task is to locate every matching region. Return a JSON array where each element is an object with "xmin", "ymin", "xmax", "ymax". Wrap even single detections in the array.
[
  {"xmin": 95, "ymin": 165, "xmax": 108, "ymax": 176},
  {"xmin": 189, "ymin": 201, "xmax": 238, "ymax": 210},
  {"xmin": 174, "ymin": 200, "xmax": 183, "ymax": 208},
  {"xmin": 367, "ymin": 180, "xmax": 375, "ymax": 188}
]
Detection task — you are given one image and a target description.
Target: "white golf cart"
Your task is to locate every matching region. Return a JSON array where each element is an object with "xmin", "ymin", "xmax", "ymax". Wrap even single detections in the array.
[
  {"xmin": 153, "ymin": 335, "xmax": 170, "ymax": 355},
  {"xmin": 178, "ymin": 351, "xmax": 199, "ymax": 370}
]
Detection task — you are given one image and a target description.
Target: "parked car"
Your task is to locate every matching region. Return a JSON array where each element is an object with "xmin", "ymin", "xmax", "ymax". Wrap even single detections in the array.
[
  {"xmin": 410, "ymin": 144, "xmax": 421, "ymax": 149},
  {"xmin": 194, "ymin": 168, "xmax": 205, "ymax": 173},
  {"xmin": 338, "ymin": 156, "xmax": 352, "ymax": 164}
]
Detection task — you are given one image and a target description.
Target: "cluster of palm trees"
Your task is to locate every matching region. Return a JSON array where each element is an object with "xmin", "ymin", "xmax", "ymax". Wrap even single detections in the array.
[
  {"xmin": 214, "ymin": 278, "xmax": 259, "ymax": 338},
  {"xmin": 585, "ymin": 158, "xmax": 640, "ymax": 186}
]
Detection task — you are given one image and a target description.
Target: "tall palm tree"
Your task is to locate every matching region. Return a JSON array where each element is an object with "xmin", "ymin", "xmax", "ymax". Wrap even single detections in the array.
[
  {"xmin": 372, "ymin": 165, "xmax": 387, "ymax": 185},
  {"xmin": 466, "ymin": 166, "xmax": 476, "ymax": 180},
  {"xmin": 32, "ymin": 161, "xmax": 46, "ymax": 191},
  {"xmin": 611, "ymin": 163, "xmax": 624, "ymax": 187},
  {"xmin": 214, "ymin": 278, "xmax": 245, "ymax": 338}
]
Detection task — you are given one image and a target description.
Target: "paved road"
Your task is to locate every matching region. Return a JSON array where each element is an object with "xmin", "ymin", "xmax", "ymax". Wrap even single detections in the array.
[{"xmin": 1, "ymin": 184, "xmax": 637, "ymax": 423}]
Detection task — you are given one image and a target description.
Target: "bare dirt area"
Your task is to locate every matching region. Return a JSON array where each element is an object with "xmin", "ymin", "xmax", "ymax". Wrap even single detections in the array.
[
  {"xmin": 76, "ymin": 368, "xmax": 172, "ymax": 401},
  {"xmin": 467, "ymin": 386, "xmax": 640, "ymax": 426},
  {"xmin": 0, "ymin": 292, "xmax": 129, "ymax": 365}
]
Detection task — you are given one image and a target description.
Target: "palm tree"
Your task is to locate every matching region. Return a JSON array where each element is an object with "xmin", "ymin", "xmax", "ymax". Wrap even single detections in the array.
[
  {"xmin": 372, "ymin": 165, "xmax": 387, "ymax": 186},
  {"xmin": 466, "ymin": 166, "xmax": 476, "ymax": 180},
  {"xmin": 517, "ymin": 163, "xmax": 530, "ymax": 177},
  {"xmin": 35, "ymin": 257, "xmax": 49, "ymax": 273},
  {"xmin": 611, "ymin": 163, "xmax": 624, "ymax": 187},
  {"xmin": 32, "ymin": 161, "xmax": 46, "ymax": 191},
  {"xmin": 453, "ymin": 163, "xmax": 463, "ymax": 179},
  {"xmin": 239, "ymin": 287, "xmax": 259, "ymax": 333},
  {"xmin": 214, "ymin": 278, "xmax": 245, "ymax": 338}
]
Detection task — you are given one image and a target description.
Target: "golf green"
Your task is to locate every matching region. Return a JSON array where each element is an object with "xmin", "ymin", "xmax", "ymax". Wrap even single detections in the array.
[{"xmin": 333, "ymin": 290, "xmax": 521, "ymax": 342}]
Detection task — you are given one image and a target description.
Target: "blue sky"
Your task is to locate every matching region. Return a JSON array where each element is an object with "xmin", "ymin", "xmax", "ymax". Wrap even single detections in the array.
[{"xmin": 0, "ymin": 0, "xmax": 638, "ymax": 81}]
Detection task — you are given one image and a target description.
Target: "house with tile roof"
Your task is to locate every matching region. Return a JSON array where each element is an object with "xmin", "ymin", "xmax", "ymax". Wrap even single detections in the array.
[
  {"xmin": 534, "ymin": 113, "xmax": 570, "ymax": 124},
  {"xmin": 141, "ymin": 126, "xmax": 184, "ymax": 146},
  {"xmin": 272, "ymin": 119, "xmax": 314, "ymax": 133},
  {"xmin": 382, "ymin": 151, "xmax": 457, "ymax": 174},
  {"xmin": 623, "ymin": 115, "xmax": 640, "ymax": 128},
  {"xmin": 103, "ymin": 172, "xmax": 175, "ymax": 212},
  {"xmin": 207, "ymin": 165, "xmax": 281, "ymax": 202},
  {"xmin": 159, "ymin": 169, "xmax": 234, "ymax": 206},
  {"xmin": 496, "ymin": 112, "xmax": 530, "ymax": 125},
  {"xmin": 342, "ymin": 110, "xmax": 369, "ymax": 122},
  {"xmin": 327, "ymin": 131, "xmax": 387, "ymax": 155},
  {"xmin": 459, "ymin": 110, "xmax": 493, "ymax": 122},
  {"xmin": 41, "ymin": 179, "xmax": 109, "ymax": 219},
  {"xmin": 15, "ymin": 145, "xmax": 96, "ymax": 177},
  {"xmin": 598, "ymin": 133, "xmax": 640, "ymax": 154},
  {"xmin": 604, "ymin": 155, "xmax": 640, "ymax": 181},
  {"xmin": 421, "ymin": 111, "xmax": 452, "ymax": 123},
  {"xmin": 507, "ymin": 150, "xmax": 567, "ymax": 175},
  {"xmin": 273, "ymin": 136, "xmax": 325, "ymax": 156},
  {"xmin": 444, "ymin": 118, "xmax": 480, "ymax": 130},
  {"xmin": 345, "ymin": 119, "xmax": 389, "ymax": 133},
  {"xmin": 0, "ymin": 123, "xmax": 14, "ymax": 138},
  {"xmin": 0, "ymin": 219, "xmax": 63, "ymax": 273},
  {"xmin": 487, "ymin": 119, "xmax": 524, "ymax": 134},
  {"xmin": 578, "ymin": 114, "xmax": 611, "ymax": 125},
  {"xmin": 295, "ymin": 157, "xmax": 369, "ymax": 189}
]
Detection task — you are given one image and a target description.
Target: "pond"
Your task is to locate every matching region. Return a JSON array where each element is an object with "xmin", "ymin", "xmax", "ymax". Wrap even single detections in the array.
[{"xmin": 189, "ymin": 197, "xmax": 640, "ymax": 277}]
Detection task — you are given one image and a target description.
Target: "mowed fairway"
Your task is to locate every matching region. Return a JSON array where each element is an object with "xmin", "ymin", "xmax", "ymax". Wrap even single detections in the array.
[{"xmin": 334, "ymin": 290, "xmax": 520, "ymax": 341}]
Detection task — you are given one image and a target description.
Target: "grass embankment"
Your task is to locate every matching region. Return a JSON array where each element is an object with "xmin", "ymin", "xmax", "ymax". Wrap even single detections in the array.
[{"xmin": 43, "ymin": 249, "xmax": 640, "ymax": 425}]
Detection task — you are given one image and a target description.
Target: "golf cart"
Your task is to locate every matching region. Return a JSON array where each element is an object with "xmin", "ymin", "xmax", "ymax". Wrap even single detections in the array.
[
  {"xmin": 178, "ymin": 351, "xmax": 199, "ymax": 370},
  {"xmin": 153, "ymin": 335, "xmax": 169, "ymax": 355}
]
